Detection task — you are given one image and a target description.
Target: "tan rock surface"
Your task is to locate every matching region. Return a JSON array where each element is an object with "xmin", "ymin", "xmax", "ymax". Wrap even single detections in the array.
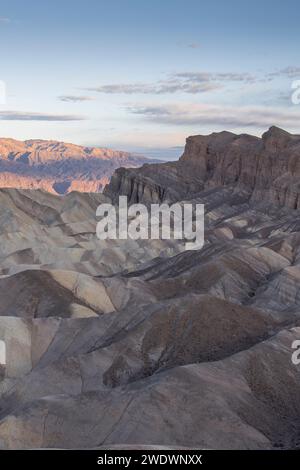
[
  {"xmin": 1, "ymin": 129, "xmax": 300, "ymax": 449},
  {"xmin": 0, "ymin": 138, "xmax": 151, "ymax": 195}
]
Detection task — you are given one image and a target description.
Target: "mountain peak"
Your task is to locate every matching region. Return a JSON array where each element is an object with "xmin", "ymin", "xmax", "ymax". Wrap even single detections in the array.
[
  {"xmin": 261, "ymin": 126, "xmax": 297, "ymax": 151},
  {"xmin": 263, "ymin": 125, "xmax": 290, "ymax": 138}
]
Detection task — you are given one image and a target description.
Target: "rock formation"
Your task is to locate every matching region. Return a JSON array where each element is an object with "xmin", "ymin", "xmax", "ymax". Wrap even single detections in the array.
[
  {"xmin": 0, "ymin": 138, "xmax": 151, "ymax": 195},
  {"xmin": 0, "ymin": 127, "xmax": 300, "ymax": 449},
  {"xmin": 105, "ymin": 126, "xmax": 300, "ymax": 208}
]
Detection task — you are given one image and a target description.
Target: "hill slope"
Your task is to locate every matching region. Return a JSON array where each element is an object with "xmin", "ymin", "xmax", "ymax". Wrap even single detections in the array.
[
  {"xmin": 0, "ymin": 138, "xmax": 150, "ymax": 194},
  {"xmin": 0, "ymin": 128, "xmax": 300, "ymax": 449}
]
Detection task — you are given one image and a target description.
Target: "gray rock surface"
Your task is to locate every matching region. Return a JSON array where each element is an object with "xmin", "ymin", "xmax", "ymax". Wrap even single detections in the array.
[{"xmin": 1, "ymin": 128, "xmax": 300, "ymax": 449}]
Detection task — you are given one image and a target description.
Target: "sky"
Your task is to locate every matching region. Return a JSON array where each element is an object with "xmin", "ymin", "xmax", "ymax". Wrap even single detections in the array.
[{"xmin": 1, "ymin": 0, "xmax": 300, "ymax": 159}]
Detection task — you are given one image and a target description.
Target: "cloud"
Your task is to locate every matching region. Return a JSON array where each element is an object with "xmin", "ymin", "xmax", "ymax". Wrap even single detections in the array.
[
  {"xmin": 0, "ymin": 17, "xmax": 10, "ymax": 23},
  {"xmin": 87, "ymin": 70, "xmax": 258, "ymax": 96},
  {"xmin": 128, "ymin": 102, "xmax": 300, "ymax": 129},
  {"xmin": 268, "ymin": 66, "xmax": 300, "ymax": 79},
  {"xmin": 177, "ymin": 41, "xmax": 201, "ymax": 49},
  {"xmin": 88, "ymin": 80, "xmax": 220, "ymax": 95},
  {"xmin": 173, "ymin": 71, "xmax": 256, "ymax": 83},
  {"xmin": 0, "ymin": 111, "xmax": 85, "ymax": 121},
  {"xmin": 187, "ymin": 43, "xmax": 201, "ymax": 49},
  {"xmin": 58, "ymin": 95, "xmax": 95, "ymax": 102}
]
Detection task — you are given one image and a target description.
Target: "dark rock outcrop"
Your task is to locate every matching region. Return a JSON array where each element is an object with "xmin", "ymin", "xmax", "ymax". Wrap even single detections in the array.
[{"xmin": 105, "ymin": 126, "xmax": 300, "ymax": 209}]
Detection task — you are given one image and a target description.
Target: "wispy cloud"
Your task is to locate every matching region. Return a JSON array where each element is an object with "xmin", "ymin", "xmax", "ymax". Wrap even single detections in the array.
[
  {"xmin": 86, "ymin": 70, "xmax": 258, "ymax": 96},
  {"xmin": 128, "ymin": 102, "xmax": 300, "ymax": 129},
  {"xmin": 173, "ymin": 71, "xmax": 256, "ymax": 83},
  {"xmin": 85, "ymin": 66, "xmax": 300, "ymax": 98},
  {"xmin": 87, "ymin": 80, "xmax": 220, "ymax": 95},
  {"xmin": 187, "ymin": 43, "xmax": 201, "ymax": 49},
  {"xmin": 177, "ymin": 41, "xmax": 201, "ymax": 49},
  {"xmin": 268, "ymin": 66, "xmax": 300, "ymax": 79},
  {"xmin": 58, "ymin": 95, "xmax": 95, "ymax": 103},
  {"xmin": 0, "ymin": 17, "xmax": 10, "ymax": 23},
  {"xmin": 0, "ymin": 111, "xmax": 85, "ymax": 121}
]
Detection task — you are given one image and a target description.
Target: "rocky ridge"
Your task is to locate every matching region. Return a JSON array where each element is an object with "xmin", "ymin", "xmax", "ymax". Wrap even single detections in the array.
[
  {"xmin": 105, "ymin": 126, "xmax": 300, "ymax": 209},
  {"xmin": 0, "ymin": 138, "xmax": 150, "ymax": 195}
]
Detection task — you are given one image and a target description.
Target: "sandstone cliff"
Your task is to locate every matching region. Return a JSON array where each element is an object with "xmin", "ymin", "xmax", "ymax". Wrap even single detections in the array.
[{"xmin": 105, "ymin": 126, "xmax": 300, "ymax": 209}]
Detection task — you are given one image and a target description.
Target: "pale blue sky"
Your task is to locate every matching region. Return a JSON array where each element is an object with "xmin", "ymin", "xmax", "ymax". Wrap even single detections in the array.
[{"xmin": 0, "ymin": 0, "xmax": 300, "ymax": 158}]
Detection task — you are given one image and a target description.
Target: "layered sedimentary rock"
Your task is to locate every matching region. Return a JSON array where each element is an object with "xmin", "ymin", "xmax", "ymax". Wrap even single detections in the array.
[
  {"xmin": 1, "ymin": 127, "xmax": 300, "ymax": 449},
  {"xmin": 105, "ymin": 126, "xmax": 300, "ymax": 208},
  {"xmin": 0, "ymin": 138, "xmax": 150, "ymax": 195}
]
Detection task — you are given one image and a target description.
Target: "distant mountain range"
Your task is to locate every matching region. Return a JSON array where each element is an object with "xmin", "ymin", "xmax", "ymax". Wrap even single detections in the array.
[{"xmin": 0, "ymin": 138, "xmax": 152, "ymax": 194}]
